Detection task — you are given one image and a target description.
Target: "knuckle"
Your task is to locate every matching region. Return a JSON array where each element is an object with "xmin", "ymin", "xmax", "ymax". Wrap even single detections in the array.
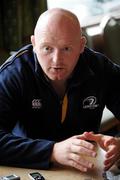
[
  {"xmin": 70, "ymin": 153, "xmax": 81, "ymax": 162},
  {"xmin": 78, "ymin": 146, "xmax": 82, "ymax": 152},
  {"xmin": 75, "ymin": 155, "xmax": 81, "ymax": 162},
  {"xmin": 69, "ymin": 160, "xmax": 86, "ymax": 172},
  {"xmin": 79, "ymin": 139, "xmax": 84, "ymax": 146},
  {"xmin": 70, "ymin": 160, "xmax": 76, "ymax": 167},
  {"xmin": 69, "ymin": 159, "xmax": 78, "ymax": 169}
]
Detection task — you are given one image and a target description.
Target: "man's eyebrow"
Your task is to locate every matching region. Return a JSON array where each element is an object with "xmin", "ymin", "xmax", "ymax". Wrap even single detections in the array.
[
  {"xmin": 39, "ymin": 42, "xmax": 51, "ymax": 46},
  {"xmin": 39, "ymin": 40, "xmax": 75, "ymax": 48}
]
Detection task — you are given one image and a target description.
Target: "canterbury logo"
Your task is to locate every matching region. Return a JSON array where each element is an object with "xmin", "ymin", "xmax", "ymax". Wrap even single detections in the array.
[{"xmin": 32, "ymin": 99, "xmax": 42, "ymax": 109}]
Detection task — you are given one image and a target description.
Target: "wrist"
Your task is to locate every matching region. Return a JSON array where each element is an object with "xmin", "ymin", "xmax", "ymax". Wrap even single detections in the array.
[{"xmin": 50, "ymin": 143, "xmax": 57, "ymax": 163}]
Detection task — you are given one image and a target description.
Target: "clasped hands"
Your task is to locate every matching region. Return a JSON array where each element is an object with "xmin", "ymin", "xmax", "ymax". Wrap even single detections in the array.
[{"xmin": 51, "ymin": 132, "xmax": 120, "ymax": 172}]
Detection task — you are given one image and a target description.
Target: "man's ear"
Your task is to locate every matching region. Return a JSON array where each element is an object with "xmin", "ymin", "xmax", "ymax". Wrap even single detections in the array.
[
  {"xmin": 31, "ymin": 35, "xmax": 35, "ymax": 47},
  {"xmin": 80, "ymin": 36, "xmax": 87, "ymax": 53}
]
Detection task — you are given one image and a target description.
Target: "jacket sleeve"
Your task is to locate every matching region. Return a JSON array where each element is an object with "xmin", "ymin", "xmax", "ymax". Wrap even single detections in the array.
[
  {"xmin": 0, "ymin": 64, "xmax": 55, "ymax": 169},
  {"xmin": 0, "ymin": 130, "xmax": 55, "ymax": 169}
]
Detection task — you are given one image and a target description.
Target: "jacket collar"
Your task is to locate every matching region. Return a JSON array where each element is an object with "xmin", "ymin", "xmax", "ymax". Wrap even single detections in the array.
[{"xmin": 68, "ymin": 53, "xmax": 95, "ymax": 87}]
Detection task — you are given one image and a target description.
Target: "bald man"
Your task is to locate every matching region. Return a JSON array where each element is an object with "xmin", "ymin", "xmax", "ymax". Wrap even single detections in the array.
[{"xmin": 0, "ymin": 8, "xmax": 120, "ymax": 172}]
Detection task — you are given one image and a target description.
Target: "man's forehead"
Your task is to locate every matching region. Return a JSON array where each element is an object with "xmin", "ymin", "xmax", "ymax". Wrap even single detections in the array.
[
  {"xmin": 36, "ymin": 30, "xmax": 80, "ymax": 46},
  {"xmin": 37, "ymin": 13, "xmax": 77, "ymax": 30},
  {"xmin": 37, "ymin": 36, "xmax": 76, "ymax": 46},
  {"xmin": 35, "ymin": 8, "xmax": 81, "ymax": 37}
]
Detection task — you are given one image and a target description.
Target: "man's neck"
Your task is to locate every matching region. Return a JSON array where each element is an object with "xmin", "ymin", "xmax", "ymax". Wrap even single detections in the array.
[{"xmin": 51, "ymin": 80, "xmax": 67, "ymax": 98}]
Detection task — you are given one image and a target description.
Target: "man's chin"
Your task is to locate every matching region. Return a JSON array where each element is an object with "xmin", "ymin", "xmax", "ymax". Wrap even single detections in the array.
[
  {"xmin": 45, "ymin": 71, "xmax": 69, "ymax": 81},
  {"xmin": 48, "ymin": 75, "xmax": 65, "ymax": 81}
]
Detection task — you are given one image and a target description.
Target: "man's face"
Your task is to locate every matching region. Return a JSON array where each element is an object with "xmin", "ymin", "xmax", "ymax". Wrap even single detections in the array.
[{"xmin": 31, "ymin": 16, "xmax": 85, "ymax": 81}]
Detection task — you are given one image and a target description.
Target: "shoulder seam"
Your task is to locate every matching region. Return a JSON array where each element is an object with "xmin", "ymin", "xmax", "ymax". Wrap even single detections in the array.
[
  {"xmin": 15, "ymin": 49, "xmax": 29, "ymax": 58},
  {"xmin": 0, "ymin": 49, "xmax": 29, "ymax": 72}
]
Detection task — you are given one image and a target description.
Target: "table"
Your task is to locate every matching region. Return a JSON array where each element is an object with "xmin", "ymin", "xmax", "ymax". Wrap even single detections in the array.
[{"xmin": 0, "ymin": 146, "xmax": 106, "ymax": 180}]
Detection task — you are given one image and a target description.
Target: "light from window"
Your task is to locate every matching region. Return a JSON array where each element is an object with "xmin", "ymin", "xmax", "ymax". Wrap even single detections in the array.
[{"xmin": 47, "ymin": 0, "xmax": 120, "ymax": 27}]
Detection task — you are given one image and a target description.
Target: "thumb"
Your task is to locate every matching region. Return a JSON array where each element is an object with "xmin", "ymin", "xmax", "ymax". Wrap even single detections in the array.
[
  {"xmin": 83, "ymin": 132, "xmax": 102, "ymax": 143},
  {"xmin": 83, "ymin": 132, "xmax": 107, "ymax": 150}
]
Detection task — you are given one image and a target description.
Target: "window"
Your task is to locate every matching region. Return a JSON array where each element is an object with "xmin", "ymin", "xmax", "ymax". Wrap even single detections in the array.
[{"xmin": 47, "ymin": 0, "xmax": 120, "ymax": 27}]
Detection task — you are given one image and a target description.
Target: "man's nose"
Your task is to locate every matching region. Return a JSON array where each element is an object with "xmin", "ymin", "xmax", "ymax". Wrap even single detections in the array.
[{"xmin": 52, "ymin": 50, "xmax": 62, "ymax": 63}]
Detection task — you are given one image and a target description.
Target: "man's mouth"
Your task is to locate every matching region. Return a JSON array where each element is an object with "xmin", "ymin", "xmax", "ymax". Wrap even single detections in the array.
[{"xmin": 51, "ymin": 66, "xmax": 63, "ymax": 70}]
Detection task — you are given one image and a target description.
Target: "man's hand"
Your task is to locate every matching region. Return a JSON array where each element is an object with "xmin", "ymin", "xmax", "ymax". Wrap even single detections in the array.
[
  {"xmin": 51, "ymin": 135, "xmax": 96, "ymax": 172},
  {"xmin": 83, "ymin": 132, "xmax": 120, "ymax": 171}
]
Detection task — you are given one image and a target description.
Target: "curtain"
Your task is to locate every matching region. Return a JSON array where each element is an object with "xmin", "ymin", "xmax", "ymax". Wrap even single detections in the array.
[{"xmin": 0, "ymin": 0, "xmax": 47, "ymax": 64}]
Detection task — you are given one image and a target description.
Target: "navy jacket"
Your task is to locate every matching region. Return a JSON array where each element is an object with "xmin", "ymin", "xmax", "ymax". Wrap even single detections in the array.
[{"xmin": 0, "ymin": 44, "xmax": 120, "ymax": 169}]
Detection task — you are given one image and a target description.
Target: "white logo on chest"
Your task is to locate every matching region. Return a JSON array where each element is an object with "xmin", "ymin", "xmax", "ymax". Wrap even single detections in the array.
[
  {"xmin": 32, "ymin": 99, "xmax": 42, "ymax": 109},
  {"xmin": 83, "ymin": 96, "xmax": 99, "ymax": 109}
]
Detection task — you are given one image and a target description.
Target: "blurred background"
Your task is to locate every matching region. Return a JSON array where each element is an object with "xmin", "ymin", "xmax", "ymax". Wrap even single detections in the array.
[
  {"xmin": 1, "ymin": 0, "xmax": 120, "ymax": 65},
  {"xmin": 0, "ymin": 0, "xmax": 47, "ymax": 64}
]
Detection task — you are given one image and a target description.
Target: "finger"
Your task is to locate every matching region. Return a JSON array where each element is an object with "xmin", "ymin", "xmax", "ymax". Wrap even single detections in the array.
[
  {"xmin": 105, "ymin": 153, "xmax": 116, "ymax": 164},
  {"xmin": 106, "ymin": 145, "xmax": 117, "ymax": 158},
  {"xmin": 83, "ymin": 132, "xmax": 102, "ymax": 143},
  {"xmin": 104, "ymin": 163, "xmax": 113, "ymax": 171},
  {"xmin": 71, "ymin": 144, "xmax": 96, "ymax": 157},
  {"xmin": 104, "ymin": 160, "xmax": 115, "ymax": 171},
  {"xmin": 105, "ymin": 151, "xmax": 120, "ymax": 165},
  {"xmin": 76, "ymin": 132, "xmax": 94, "ymax": 141},
  {"xmin": 104, "ymin": 153, "xmax": 119, "ymax": 171},
  {"xmin": 69, "ymin": 159, "xmax": 88, "ymax": 172},
  {"xmin": 105, "ymin": 137, "xmax": 118, "ymax": 148},
  {"xmin": 69, "ymin": 153, "xmax": 94, "ymax": 170},
  {"xmin": 72, "ymin": 138, "xmax": 95, "ymax": 150}
]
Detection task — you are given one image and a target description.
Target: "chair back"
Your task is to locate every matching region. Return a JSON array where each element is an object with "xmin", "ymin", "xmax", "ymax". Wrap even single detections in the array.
[{"xmin": 101, "ymin": 16, "xmax": 120, "ymax": 65}]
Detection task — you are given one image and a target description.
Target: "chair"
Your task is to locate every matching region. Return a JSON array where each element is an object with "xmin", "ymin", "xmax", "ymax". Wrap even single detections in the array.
[{"xmin": 100, "ymin": 15, "xmax": 120, "ymax": 65}]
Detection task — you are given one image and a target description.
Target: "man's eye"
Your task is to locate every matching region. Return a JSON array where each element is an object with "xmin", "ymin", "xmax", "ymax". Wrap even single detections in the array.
[
  {"xmin": 63, "ymin": 47, "xmax": 71, "ymax": 52},
  {"xmin": 44, "ymin": 46, "xmax": 52, "ymax": 52}
]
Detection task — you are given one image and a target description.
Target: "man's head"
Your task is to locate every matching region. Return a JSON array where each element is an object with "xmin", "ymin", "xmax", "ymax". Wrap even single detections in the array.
[{"xmin": 31, "ymin": 8, "xmax": 86, "ymax": 82}]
